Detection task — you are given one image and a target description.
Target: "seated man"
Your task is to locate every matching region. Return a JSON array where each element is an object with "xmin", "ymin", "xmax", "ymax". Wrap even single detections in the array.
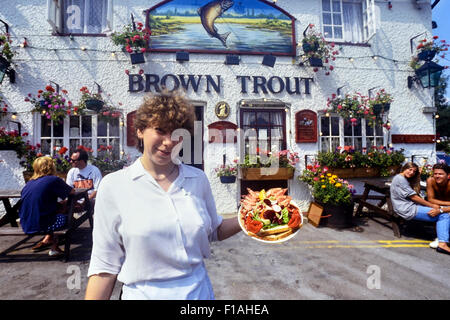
[
  {"xmin": 426, "ymin": 163, "xmax": 450, "ymax": 249},
  {"xmin": 66, "ymin": 148, "xmax": 102, "ymax": 205}
]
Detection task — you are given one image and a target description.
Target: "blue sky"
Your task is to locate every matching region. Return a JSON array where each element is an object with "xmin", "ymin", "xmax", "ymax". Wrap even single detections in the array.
[{"xmin": 432, "ymin": 0, "xmax": 450, "ymax": 100}]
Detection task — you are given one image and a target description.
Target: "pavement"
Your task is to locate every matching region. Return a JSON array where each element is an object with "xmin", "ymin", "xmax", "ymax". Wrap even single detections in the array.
[{"xmin": 0, "ymin": 212, "xmax": 449, "ymax": 300}]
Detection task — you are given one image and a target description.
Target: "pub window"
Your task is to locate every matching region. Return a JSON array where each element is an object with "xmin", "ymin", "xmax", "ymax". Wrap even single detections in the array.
[
  {"xmin": 319, "ymin": 114, "xmax": 386, "ymax": 152},
  {"xmin": 37, "ymin": 114, "xmax": 123, "ymax": 159},
  {"xmin": 321, "ymin": 0, "xmax": 376, "ymax": 43},
  {"xmin": 47, "ymin": 0, "xmax": 113, "ymax": 35},
  {"xmin": 240, "ymin": 109, "xmax": 286, "ymax": 156}
]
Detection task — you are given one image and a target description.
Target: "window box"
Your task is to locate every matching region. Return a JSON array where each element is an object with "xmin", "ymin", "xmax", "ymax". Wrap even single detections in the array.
[
  {"xmin": 326, "ymin": 165, "xmax": 400, "ymax": 178},
  {"xmin": 240, "ymin": 167, "xmax": 294, "ymax": 181}
]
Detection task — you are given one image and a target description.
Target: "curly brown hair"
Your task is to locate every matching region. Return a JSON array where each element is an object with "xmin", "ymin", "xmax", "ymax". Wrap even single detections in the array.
[{"xmin": 134, "ymin": 90, "xmax": 195, "ymax": 152}]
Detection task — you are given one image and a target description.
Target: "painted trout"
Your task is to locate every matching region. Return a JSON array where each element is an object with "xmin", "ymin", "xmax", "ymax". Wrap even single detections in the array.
[{"xmin": 198, "ymin": 0, "xmax": 234, "ymax": 48}]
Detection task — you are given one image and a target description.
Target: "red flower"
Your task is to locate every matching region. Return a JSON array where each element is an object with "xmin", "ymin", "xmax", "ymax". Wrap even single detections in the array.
[{"xmin": 58, "ymin": 146, "xmax": 68, "ymax": 155}]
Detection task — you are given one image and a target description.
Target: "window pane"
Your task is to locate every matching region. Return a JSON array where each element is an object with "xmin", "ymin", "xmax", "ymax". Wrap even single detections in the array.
[
  {"xmin": 323, "ymin": 13, "xmax": 332, "ymax": 25},
  {"xmin": 54, "ymin": 139, "xmax": 64, "ymax": 149},
  {"xmin": 333, "ymin": 13, "xmax": 342, "ymax": 25},
  {"xmin": 97, "ymin": 138, "xmax": 108, "ymax": 152},
  {"xmin": 353, "ymin": 120, "xmax": 362, "ymax": 136},
  {"xmin": 344, "ymin": 137, "xmax": 353, "ymax": 146},
  {"xmin": 98, "ymin": 118, "xmax": 107, "ymax": 136},
  {"xmin": 321, "ymin": 138, "xmax": 331, "ymax": 152},
  {"xmin": 344, "ymin": 121, "xmax": 353, "ymax": 136},
  {"xmin": 331, "ymin": 137, "xmax": 340, "ymax": 151},
  {"xmin": 41, "ymin": 139, "xmax": 52, "ymax": 155},
  {"xmin": 366, "ymin": 122, "xmax": 374, "ymax": 136},
  {"xmin": 256, "ymin": 112, "xmax": 270, "ymax": 125},
  {"xmin": 375, "ymin": 124, "xmax": 383, "ymax": 136},
  {"xmin": 41, "ymin": 117, "xmax": 51, "ymax": 137},
  {"xmin": 82, "ymin": 139, "xmax": 92, "ymax": 152},
  {"xmin": 331, "ymin": 117, "xmax": 340, "ymax": 136},
  {"xmin": 366, "ymin": 137, "xmax": 375, "ymax": 149},
  {"xmin": 70, "ymin": 116, "xmax": 80, "ymax": 137},
  {"xmin": 332, "ymin": 0, "xmax": 341, "ymax": 12},
  {"xmin": 322, "ymin": 0, "xmax": 331, "ymax": 11},
  {"xmin": 243, "ymin": 112, "xmax": 256, "ymax": 126},
  {"xmin": 109, "ymin": 119, "xmax": 120, "ymax": 136},
  {"xmin": 110, "ymin": 139, "xmax": 120, "ymax": 159},
  {"xmin": 53, "ymin": 121, "xmax": 64, "ymax": 137},
  {"xmin": 324, "ymin": 26, "xmax": 333, "ymax": 38},
  {"xmin": 70, "ymin": 139, "xmax": 81, "ymax": 154},
  {"xmin": 321, "ymin": 117, "xmax": 330, "ymax": 136},
  {"xmin": 334, "ymin": 26, "xmax": 343, "ymax": 39},
  {"xmin": 82, "ymin": 115, "xmax": 92, "ymax": 137}
]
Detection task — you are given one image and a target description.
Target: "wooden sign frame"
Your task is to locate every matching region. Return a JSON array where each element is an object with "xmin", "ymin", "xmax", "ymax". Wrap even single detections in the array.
[{"xmin": 307, "ymin": 202, "xmax": 324, "ymax": 227}]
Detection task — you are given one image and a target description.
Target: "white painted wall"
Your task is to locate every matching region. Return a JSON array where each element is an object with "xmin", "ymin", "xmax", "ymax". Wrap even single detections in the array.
[{"xmin": 0, "ymin": 0, "xmax": 436, "ymax": 214}]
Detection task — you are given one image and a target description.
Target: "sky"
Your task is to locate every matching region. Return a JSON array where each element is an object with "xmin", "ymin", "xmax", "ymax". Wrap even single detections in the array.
[{"xmin": 432, "ymin": 0, "xmax": 450, "ymax": 100}]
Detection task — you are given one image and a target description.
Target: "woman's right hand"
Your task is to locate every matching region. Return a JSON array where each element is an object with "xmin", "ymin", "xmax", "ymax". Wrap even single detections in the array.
[{"xmin": 427, "ymin": 208, "xmax": 440, "ymax": 217}]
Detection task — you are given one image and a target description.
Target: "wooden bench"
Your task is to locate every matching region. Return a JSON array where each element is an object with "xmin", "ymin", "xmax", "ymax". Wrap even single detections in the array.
[
  {"xmin": 0, "ymin": 189, "xmax": 93, "ymax": 262},
  {"xmin": 354, "ymin": 180, "xmax": 435, "ymax": 238}
]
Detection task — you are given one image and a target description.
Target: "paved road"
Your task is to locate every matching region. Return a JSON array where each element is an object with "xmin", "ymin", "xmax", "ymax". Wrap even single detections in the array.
[{"xmin": 0, "ymin": 214, "xmax": 448, "ymax": 300}]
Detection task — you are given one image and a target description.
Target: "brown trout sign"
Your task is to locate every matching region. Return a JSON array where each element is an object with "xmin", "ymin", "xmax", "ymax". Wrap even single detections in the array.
[
  {"xmin": 128, "ymin": 73, "xmax": 314, "ymax": 95},
  {"xmin": 145, "ymin": 0, "xmax": 296, "ymax": 56}
]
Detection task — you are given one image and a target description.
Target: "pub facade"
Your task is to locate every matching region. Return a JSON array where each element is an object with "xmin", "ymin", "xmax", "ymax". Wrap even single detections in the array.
[{"xmin": 0, "ymin": 0, "xmax": 440, "ymax": 214}]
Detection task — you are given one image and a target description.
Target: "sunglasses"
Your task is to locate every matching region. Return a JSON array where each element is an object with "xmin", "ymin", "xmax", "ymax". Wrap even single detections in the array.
[{"xmin": 70, "ymin": 158, "xmax": 80, "ymax": 163}]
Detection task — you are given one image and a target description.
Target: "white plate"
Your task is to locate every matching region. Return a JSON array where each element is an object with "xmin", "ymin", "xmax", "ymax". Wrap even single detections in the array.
[{"xmin": 238, "ymin": 200, "xmax": 303, "ymax": 244}]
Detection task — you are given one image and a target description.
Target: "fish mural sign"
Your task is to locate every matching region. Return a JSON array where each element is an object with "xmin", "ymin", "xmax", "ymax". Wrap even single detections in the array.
[{"xmin": 145, "ymin": 0, "xmax": 296, "ymax": 56}]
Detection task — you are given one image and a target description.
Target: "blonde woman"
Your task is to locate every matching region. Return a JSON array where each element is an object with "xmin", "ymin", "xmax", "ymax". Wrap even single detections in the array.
[
  {"xmin": 85, "ymin": 90, "xmax": 241, "ymax": 300},
  {"xmin": 19, "ymin": 156, "xmax": 74, "ymax": 256}
]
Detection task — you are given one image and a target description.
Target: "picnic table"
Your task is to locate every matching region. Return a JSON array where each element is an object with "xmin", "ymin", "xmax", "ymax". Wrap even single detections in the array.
[
  {"xmin": 354, "ymin": 178, "xmax": 402, "ymax": 237},
  {"xmin": 0, "ymin": 189, "xmax": 22, "ymax": 227},
  {"xmin": 0, "ymin": 188, "xmax": 93, "ymax": 261}
]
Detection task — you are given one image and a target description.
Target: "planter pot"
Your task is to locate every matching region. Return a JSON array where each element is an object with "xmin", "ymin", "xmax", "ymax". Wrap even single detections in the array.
[
  {"xmin": 23, "ymin": 171, "xmax": 67, "ymax": 183},
  {"xmin": 220, "ymin": 175, "xmax": 236, "ymax": 184},
  {"xmin": 0, "ymin": 56, "xmax": 10, "ymax": 73},
  {"xmin": 85, "ymin": 99, "xmax": 104, "ymax": 112},
  {"xmin": 382, "ymin": 103, "xmax": 390, "ymax": 113},
  {"xmin": 240, "ymin": 167, "xmax": 294, "ymax": 181},
  {"xmin": 308, "ymin": 57, "xmax": 323, "ymax": 67},
  {"xmin": 302, "ymin": 41, "xmax": 319, "ymax": 53},
  {"xmin": 130, "ymin": 52, "xmax": 145, "ymax": 64},
  {"xmin": 417, "ymin": 50, "xmax": 436, "ymax": 61},
  {"xmin": 373, "ymin": 103, "xmax": 390, "ymax": 116},
  {"xmin": 316, "ymin": 201, "xmax": 355, "ymax": 229}
]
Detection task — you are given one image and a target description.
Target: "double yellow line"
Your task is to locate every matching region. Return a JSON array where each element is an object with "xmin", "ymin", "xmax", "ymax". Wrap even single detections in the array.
[{"xmin": 285, "ymin": 239, "xmax": 431, "ymax": 249}]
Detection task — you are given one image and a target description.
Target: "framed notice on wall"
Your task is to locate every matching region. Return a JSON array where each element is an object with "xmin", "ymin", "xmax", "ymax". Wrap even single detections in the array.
[{"xmin": 295, "ymin": 110, "xmax": 317, "ymax": 143}]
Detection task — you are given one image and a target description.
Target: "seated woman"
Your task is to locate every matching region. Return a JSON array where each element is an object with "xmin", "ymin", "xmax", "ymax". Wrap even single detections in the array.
[
  {"xmin": 19, "ymin": 156, "xmax": 74, "ymax": 256},
  {"xmin": 390, "ymin": 162, "xmax": 450, "ymax": 255}
]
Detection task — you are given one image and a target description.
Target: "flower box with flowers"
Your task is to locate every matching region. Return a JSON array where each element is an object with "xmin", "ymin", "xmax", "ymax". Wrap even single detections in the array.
[
  {"xmin": 90, "ymin": 145, "xmax": 127, "ymax": 175},
  {"xmin": 98, "ymin": 105, "xmax": 123, "ymax": 124},
  {"xmin": 0, "ymin": 127, "xmax": 29, "ymax": 158},
  {"xmin": 21, "ymin": 145, "xmax": 70, "ymax": 182},
  {"xmin": 239, "ymin": 150, "xmax": 299, "ymax": 181},
  {"xmin": 300, "ymin": 24, "xmax": 339, "ymax": 75},
  {"xmin": 317, "ymin": 146, "xmax": 405, "ymax": 178},
  {"xmin": 25, "ymin": 86, "xmax": 77, "ymax": 123}
]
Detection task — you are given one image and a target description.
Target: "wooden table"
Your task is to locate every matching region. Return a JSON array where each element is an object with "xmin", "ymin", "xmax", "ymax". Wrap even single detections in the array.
[
  {"xmin": 0, "ymin": 188, "xmax": 93, "ymax": 262},
  {"xmin": 0, "ymin": 189, "xmax": 22, "ymax": 227},
  {"xmin": 354, "ymin": 179, "xmax": 402, "ymax": 237}
]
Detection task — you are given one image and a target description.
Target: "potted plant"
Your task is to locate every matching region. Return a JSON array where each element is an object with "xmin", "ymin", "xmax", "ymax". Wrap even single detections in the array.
[
  {"xmin": 0, "ymin": 127, "xmax": 28, "ymax": 159},
  {"xmin": 240, "ymin": 149, "xmax": 299, "ymax": 180},
  {"xmin": 415, "ymin": 36, "xmax": 449, "ymax": 61},
  {"xmin": 299, "ymin": 163, "xmax": 355, "ymax": 228},
  {"xmin": 90, "ymin": 145, "xmax": 127, "ymax": 176},
  {"xmin": 0, "ymin": 33, "xmax": 15, "ymax": 83},
  {"xmin": 369, "ymin": 89, "xmax": 393, "ymax": 115},
  {"xmin": 326, "ymin": 92, "xmax": 390, "ymax": 129},
  {"xmin": 98, "ymin": 104, "xmax": 123, "ymax": 124},
  {"xmin": 215, "ymin": 160, "xmax": 238, "ymax": 183},
  {"xmin": 25, "ymin": 85, "xmax": 76, "ymax": 123},
  {"xmin": 300, "ymin": 24, "xmax": 339, "ymax": 74},
  {"xmin": 111, "ymin": 19, "xmax": 150, "ymax": 64},
  {"xmin": 78, "ymin": 86, "xmax": 104, "ymax": 112}
]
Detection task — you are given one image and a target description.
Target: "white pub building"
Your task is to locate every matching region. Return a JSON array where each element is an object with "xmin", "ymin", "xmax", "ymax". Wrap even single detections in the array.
[{"xmin": 0, "ymin": 0, "xmax": 444, "ymax": 215}]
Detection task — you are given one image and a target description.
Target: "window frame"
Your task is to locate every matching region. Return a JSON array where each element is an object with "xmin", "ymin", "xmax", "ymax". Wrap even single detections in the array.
[
  {"xmin": 319, "ymin": 113, "xmax": 387, "ymax": 152},
  {"xmin": 35, "ymin": 112, "xmax": 124, "ymax": 159},
  {"xmin": 47, "ymin": 0, "xmax": 113, "ymax": 36},
  {"xmin": 321, "ymin": 0, "xmax": 376, "ymax": 44}
]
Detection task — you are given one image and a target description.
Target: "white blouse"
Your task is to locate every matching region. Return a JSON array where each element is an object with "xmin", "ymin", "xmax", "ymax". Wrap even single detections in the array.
[{"xmin": 87, "ymin": 159, "xmax": 223, "ymax": 299}]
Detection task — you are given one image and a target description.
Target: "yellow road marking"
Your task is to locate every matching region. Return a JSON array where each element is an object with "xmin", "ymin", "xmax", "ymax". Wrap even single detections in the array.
[{"xmin": 281, "ymin": 239, "xmax": 432, "ymax": 249}]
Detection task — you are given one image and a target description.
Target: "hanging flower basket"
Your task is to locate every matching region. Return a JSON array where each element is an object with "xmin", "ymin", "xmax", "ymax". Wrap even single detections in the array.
[
  {"xmin": 0, "ymin": 56, "xmax": 10, "ymax": 73},
  {"xmin": 220, "ymin": 175, "xmax": 236, "ymax": 184},
  {"xmin": 130, "ymin": 52, "xmax": 145, "ymax": 65},
  {"xmin": 417, "ymin": 49, "xmax": 437, "ymax": 61},
  {"xmin": 302, "ymin": 41, "xmax": 319, "ymax": 53},
  {"xmin": 85, "ymin": 99, "xmax": 104, "ymax": 112},
  {"xmin": 308, "ymin": 57, "xmax": 323, "ymax": 67}
]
